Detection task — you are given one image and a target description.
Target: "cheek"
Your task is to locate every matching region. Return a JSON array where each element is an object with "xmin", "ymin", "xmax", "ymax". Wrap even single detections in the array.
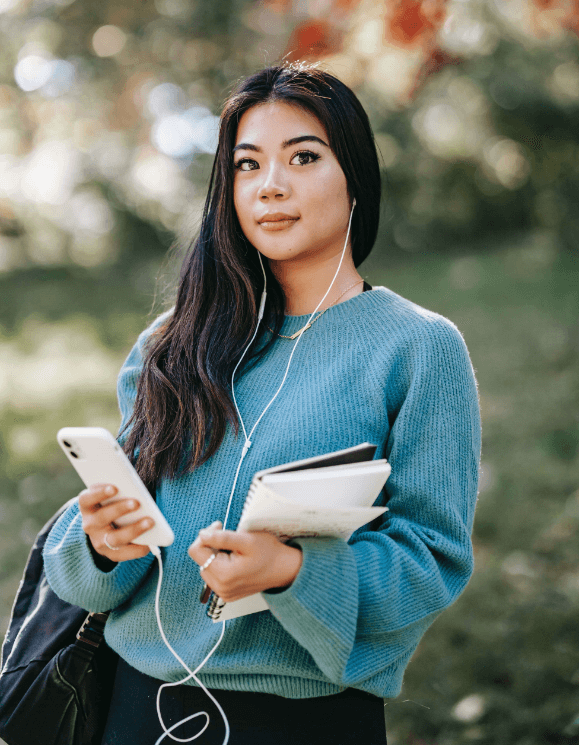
[
  {"xmin": 308, "ymin": 175, "xmax": 348, "ymax": 224},
  {"xmin": 233, "ymin": 182, "xmax": 253, "ymax": 230},
  {"xmin": 307, "ymin": 167, "xmax": 348, "ymax": 209},
  {"xmin": 330, "ymin": 172, "xmax": 349, "ymax": 204}
]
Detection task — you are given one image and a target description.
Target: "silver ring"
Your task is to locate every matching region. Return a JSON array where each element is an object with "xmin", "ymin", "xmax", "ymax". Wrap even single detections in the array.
[
  {"xmin": 200, "ymin": 552, "xmax": 217, "ymax": 573},
  {"xmin": 104, "ymin": 532, "xmax": 120, "ymax": 551}
]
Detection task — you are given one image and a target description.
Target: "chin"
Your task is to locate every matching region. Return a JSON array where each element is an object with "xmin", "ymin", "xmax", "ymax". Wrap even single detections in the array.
[
  {"xmin": 263, "ymin": 240, "xmax": 337, "ymax": 265},
  {"xmin": 255, "ymin": 246, "xmax": 302, "ymax": 263},
  {"xmin": 259, "ymin": 238, "xmax": 320, "ymax": 259}
]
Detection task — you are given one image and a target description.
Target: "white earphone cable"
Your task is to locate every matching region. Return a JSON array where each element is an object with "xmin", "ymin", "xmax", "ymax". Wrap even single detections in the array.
[
  {"xmin": 152, "ymin": 199, "xmax": 357, "ymax": 745},
  {"xmin": 150, "ymin": 545, "xmax": 229, "ymax": 745},
  {"xmin": 224, "ymin": 200, "xmax": 356, "ymax": 529},
  {"xmin": 230, "ymin": 252, "xmax": 268, "ymax": 450}
]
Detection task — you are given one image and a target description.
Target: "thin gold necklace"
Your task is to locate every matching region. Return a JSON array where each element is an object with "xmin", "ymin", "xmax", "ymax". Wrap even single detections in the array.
[{"xmin": 267, "ymin": 279, "xmax": 365, "ymax": 340}]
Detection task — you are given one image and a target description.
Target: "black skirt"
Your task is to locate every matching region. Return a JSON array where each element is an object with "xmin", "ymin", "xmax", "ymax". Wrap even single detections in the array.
[{"xmin": 101, "ymin": 656, "xmax": 387, "ymax": 745}]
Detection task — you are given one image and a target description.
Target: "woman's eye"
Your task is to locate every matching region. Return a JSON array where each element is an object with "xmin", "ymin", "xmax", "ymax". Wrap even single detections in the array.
[
  {"xmin": 234, "ymin": 158, "xmax": 258, "ymax": 171},
  {"xmin": 291, "ymin": 151, "xmax": 320, "ymax": 166},
  {"xmin": 234, "ymin": 151, "xmax": 320, "ymax": 170}
]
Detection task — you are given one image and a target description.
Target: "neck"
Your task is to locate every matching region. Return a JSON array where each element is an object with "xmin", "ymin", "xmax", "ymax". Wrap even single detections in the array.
[{"xmin": 269, "ymin": 250, "xmax": 363, "ymax": 316}]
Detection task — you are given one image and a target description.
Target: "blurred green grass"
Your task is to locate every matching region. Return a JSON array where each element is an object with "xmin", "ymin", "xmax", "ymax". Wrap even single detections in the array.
[
  {"xmin": 1, "ymin": 231, "xmax": 578, "ymax": 744},
  {"xmin": 365, "ymin": 234, "xmax": 579, "ymax": 744}
]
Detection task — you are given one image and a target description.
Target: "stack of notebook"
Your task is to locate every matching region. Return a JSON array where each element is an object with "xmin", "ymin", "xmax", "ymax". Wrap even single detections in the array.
[{"xmin": 206, "ymin": 443, "xmax": 391, "ymax": 621}]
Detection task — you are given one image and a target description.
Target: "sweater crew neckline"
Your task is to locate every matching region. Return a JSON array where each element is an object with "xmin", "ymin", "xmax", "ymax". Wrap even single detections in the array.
[{"xmin": 278, "ymin": 286, "xmax": 386, "ymax": 336}]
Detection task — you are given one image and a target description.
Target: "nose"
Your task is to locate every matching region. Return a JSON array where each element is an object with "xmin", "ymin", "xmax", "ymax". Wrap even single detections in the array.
[{"xmin": 258, "ymin": 161, "xmax": 290, "ymax": 201}]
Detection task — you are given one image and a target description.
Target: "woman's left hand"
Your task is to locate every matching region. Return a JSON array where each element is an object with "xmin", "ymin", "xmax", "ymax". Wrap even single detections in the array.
[{"xmin": 188, "ymin": 522, "xmax": 303, "ymax": 602}]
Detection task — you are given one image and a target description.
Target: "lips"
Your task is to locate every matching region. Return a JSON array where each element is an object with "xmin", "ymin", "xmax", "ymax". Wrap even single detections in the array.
[{"xmin": 257, "ymin": 213, "xmax": 300, "ymax": 231}]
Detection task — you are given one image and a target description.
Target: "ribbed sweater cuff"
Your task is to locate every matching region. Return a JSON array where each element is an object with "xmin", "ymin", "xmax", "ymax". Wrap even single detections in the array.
[
  {"xmin": 263, "ymin": 536, "xmax": 358, "ymax": 683},
  {"xmin": 43, "ymin": 502, "xmax": 156, "ymax": 613}
]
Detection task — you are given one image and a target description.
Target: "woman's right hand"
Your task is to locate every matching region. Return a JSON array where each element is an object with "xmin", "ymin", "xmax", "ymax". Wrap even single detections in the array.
[{"xmin": 79, "ymin": 483, "xmax": 154, "ymax": 563}]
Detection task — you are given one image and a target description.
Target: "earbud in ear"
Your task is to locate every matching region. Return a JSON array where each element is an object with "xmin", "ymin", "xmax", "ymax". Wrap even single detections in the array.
[{"xmin": 352, "ymin": 198, "xmax": 357, "ymax": 208}]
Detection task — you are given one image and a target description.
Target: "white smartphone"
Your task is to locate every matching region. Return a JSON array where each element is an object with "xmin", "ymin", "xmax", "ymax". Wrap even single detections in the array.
[{"xmin": 57, "ymin": 426, "xmax": 174, "ymax": 547}]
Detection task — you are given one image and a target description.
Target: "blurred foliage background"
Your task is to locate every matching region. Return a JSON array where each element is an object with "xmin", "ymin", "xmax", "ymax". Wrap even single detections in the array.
[{"xmin": 0, "ymin": 0, "xmax": 578, "ymax": 743}]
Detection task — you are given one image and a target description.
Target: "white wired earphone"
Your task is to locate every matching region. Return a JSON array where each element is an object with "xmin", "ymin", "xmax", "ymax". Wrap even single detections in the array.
[{"xmin": 148, "ymin": 198, "xmax": 357, "ymax": 745}]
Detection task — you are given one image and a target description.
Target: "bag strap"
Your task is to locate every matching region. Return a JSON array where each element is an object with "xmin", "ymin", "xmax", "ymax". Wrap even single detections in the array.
[
  {"xmin": 75, "ymin": 611, "xmax": 110, "ymax": 653},
  {"xmin": 1, "ymin": 499, "xmax": 79, "ymax": 672}
]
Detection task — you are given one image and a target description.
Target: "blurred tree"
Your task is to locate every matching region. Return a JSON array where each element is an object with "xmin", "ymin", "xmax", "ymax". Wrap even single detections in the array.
[
  {"xmin": 0, "ymin": 1, "xmax": 578, "ymax": 743},
  {"xmin": 0, "ymin": 0, "xmax": 576, "ymax": 274}
]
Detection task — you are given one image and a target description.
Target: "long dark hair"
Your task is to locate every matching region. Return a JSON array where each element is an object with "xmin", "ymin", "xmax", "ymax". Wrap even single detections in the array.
[{"xmin": 120, "ymin": 62, "xmax": 382, "ymax": 487}]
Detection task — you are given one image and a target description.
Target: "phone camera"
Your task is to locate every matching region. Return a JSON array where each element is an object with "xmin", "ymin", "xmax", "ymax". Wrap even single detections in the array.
[
  {"xmin": 70, "ymin": 452, "xmax": 79, "ymax": 459},
  {"xmin": 63, "ymin": 440, "xmax": 72, "ymax": 448}
]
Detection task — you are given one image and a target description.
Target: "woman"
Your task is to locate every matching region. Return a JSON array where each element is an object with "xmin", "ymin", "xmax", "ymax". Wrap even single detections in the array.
[{"xmin": 43, "ymin": 62, "xmax": 481, "ymax": 745}]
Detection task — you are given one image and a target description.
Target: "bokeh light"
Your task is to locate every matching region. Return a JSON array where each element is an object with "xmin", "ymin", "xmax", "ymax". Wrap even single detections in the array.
[
  {"xmin": 20, "ymin": 140, "xmax": 82, "ymax": 205},
  {"xmin": 146, "ymin": 82, "xmax": 187, "ymax": 118},
  {"xmin": 482, "ymin": 137, "xmax": 531, "ymax": 189},
  {"xmin": 14, "ymin": 55, "xmax": 56, "ymax": 92},
  {"xmin": 92, "ymin": 25, "xmax": 127, "ymax": 58},
  {"xmin": 0, "ymin": 0, "xmax": 20, "ymax": 12},
  {"xmin": 151, "ymin": 107, "xmax": 219, "ymax": 157}
]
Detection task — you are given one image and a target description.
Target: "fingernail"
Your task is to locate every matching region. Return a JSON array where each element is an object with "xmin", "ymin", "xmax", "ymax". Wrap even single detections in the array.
[
  {"xmin": 142, "ymin": 518, "xmax": 153, "ymax": 528},
  {"xmin": 127, "ymin": 500, "xmax": 137, "ymax": 509},
  {"xmin": 105, "ymin": 486, "xmax": 115, "ymax": 496}
]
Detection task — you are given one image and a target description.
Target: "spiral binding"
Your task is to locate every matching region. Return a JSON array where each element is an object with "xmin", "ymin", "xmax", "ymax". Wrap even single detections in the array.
[
  {"xmin": 206, "ymin": 592, "xmax": 227, "ymax": 620},
  {"xmin": 238, "ymin": 482, "xmax": 257, "ymax": 524}
]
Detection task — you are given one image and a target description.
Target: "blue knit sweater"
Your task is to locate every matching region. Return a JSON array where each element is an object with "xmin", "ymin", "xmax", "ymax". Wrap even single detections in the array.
[{"xmin": 43, "ymin": 286, "xmax": 481, "ymax": 699}]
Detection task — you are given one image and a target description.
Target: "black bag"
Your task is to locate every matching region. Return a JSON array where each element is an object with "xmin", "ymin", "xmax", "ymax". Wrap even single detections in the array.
[{"xmin": 0, "ymin": 500, "xmax": 118, "ymax": 745}]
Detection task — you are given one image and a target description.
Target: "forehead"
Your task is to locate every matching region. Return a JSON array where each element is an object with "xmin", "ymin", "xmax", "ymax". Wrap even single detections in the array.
[{"xmin": 234, "ymin": 101, "xmax": 327, "ymax": 145}]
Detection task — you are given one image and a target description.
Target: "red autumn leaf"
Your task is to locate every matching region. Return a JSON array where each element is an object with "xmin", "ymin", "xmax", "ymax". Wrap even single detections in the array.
[
  {"xmin": 284, "ymin": 20, "xmax": 340, "ymax": 61},
  {"xmin": 422, "ymin": 46, "xmax": 462, "ymax": 77},
  {"xmin": 386, "ymin": 0, "xmax": 446, "ymax": 48},
  {"xmin": 409, "ymin": 46, "xmax": 462, "ymax": 98}
]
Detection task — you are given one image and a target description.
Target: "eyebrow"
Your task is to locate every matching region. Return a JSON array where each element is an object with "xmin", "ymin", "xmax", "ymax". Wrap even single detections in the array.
[{"xmin": 232, "ymin": 135, "xmax": 329, "ymax": 154}]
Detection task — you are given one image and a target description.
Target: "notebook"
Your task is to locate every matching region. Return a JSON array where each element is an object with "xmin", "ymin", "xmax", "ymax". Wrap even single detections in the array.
[{"xmin": 206, "ymin": 443, "xmax": 391, "ymax": 622}]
